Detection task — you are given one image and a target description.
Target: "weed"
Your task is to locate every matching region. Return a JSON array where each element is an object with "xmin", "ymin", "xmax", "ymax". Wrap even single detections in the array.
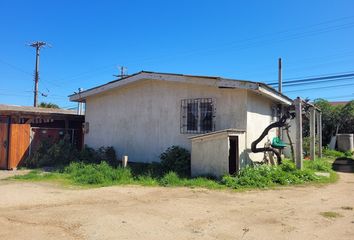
[
  {"xmin": 304, "ymin": 159, "xmax": 332, "ymax": 172},
  {"xmin": 65, "ymin": 162, "xmax": 132, "ymax": 185},
  {"xmin": 323, "ymin": 148, "xmax": 351, "ymax": 158},
  {"xmin": 341, "ymin": 206, "xmax": 353, "ymax": 210},
  {"xmin": 320, "ymin": 211, "xmax": 343, "ymax": 218},
  {"xmin": 159, "ymin": 172, "xmax": 184, "ymax": 187}
]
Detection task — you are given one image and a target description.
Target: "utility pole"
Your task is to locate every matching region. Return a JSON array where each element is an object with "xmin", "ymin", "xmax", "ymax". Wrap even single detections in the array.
[
  {"xmin": 77, "ymin": 88, "xmax": 84, "ymax": 115},
  {"xmin": 278, "ymin": 58, "xmax": 283, "ymax": 142},
  {"xmin": 113, "ymin": 66, "xmax": 128, "ymax": 79},
  {"xmin": 278, "ymin": 58, "xmax": 282, "ymax": 93},
  {"xmin": 29, "ymin": 41, "xmax": 49, "ymax": 107}
]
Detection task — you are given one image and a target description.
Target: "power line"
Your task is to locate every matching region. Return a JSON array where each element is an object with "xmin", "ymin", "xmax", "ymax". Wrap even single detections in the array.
[
  {"xmin": 28, "ymin": 15, "xmax": 354, "ymax": 88},
  {"xmin": 268, "ymin": 72, "xmax": 354, "ymax": 86},
  {"xmin": 0, "ymin": 59, "xmax": 32, "ymax": 76},
  {"xmin": 284, "ymin": 82, "xmax": 354, "ymax": 93}
]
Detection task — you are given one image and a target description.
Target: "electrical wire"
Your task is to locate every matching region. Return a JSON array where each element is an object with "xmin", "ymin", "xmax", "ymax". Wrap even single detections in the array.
[
  {"xmin": 268, "ymin": 73, "xmax": 354, "ymax": 86},
  {"xmin": 284, "ymin": 82, "xmax": 354, "ymax": 93}
]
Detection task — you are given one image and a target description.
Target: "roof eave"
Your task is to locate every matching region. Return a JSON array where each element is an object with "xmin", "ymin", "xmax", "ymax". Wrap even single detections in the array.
[
  {"xmin": 257, "ymin": 85, "xmax": 293, "ymax": 105},
  {"xmin": 69, "ymin": 71, "xmax": 293, "ymax": 105}
]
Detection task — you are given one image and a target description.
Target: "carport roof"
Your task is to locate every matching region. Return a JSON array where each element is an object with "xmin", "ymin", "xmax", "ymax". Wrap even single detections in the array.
[{"xmin": 0, "ymin": 104, "xmax": 80, "ymax": 117}]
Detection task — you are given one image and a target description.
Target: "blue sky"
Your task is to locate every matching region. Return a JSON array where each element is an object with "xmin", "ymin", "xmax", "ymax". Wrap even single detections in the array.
[{"xmin": 1, "ymin": 0, "xmax": 354, "ymax": 108}]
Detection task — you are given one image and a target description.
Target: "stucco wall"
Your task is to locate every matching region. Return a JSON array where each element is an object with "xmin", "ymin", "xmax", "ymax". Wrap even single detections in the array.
[
  {"xmin": 191, "ymin": 131, "xmax": 246, "ymax": 177},
  {"xmin": 246, "ymin": 91, "xmax": 277, "ymax": 162},
  {"xmin": 85, "ymin": 79, "xmax": 247, "ymax": 162},
  {"xmin": 191, "ymin": 134, "xmax": 229, "ymax": 177}
]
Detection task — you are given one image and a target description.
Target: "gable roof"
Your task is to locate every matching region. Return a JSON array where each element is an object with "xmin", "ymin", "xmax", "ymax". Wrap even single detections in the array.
[{"xmin": 69, "ymin": 71, "xmax": 293, "ymax": 105}]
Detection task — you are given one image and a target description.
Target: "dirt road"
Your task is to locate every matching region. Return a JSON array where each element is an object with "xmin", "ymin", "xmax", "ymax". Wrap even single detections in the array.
[{"xmin": 0, "ymin": 171, "xmax": 353, "ymax": 240}]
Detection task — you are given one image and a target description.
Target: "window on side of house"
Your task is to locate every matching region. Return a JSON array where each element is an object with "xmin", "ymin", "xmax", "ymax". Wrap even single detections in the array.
[
  {"xmin": 271, "ymin": 105, "xmax": 278, "ymax": 123},
  {"xmin": 181, "ymin": 98, "xmax": 215, "ymax": 134}
]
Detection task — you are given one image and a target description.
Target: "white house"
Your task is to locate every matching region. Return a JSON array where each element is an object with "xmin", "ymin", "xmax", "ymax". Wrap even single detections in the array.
[{"xmin": 70, "ymin": 71, "xmax": 292, "ymax": 176}]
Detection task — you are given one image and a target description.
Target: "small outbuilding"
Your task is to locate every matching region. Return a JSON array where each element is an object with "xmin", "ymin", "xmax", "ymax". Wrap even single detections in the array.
[
  {"xmin": 0, "ymin": 104, "xmax": 84, "ymax": 170},
  {"xmin": 190, "ymin": 129, "xmax": 246, "ymax": 177}
]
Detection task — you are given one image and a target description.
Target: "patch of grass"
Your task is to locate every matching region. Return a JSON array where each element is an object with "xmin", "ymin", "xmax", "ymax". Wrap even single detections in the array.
[
  {"xmin": 12, "ymin": 170, "xmax": 72, "ymax": 186},
  {"xmin": 11, "ymin": 159, "xmax": 337, "ymax": 190},
  {"xmin": 320, "ymin": 211, "xmax": 343, "ymax": 218},
  {"xmin": 221, "ymin": 160, "xmax": 329, "ymax": 189},
  {"xmin": 64, "ymin": 162, "xmax": 133, "ymax": 186},
  {"xmin": 304, "ymin": 159, "xmax": 332, "ymax": 172},
  {"xmin": 341, "ymin": 206, "xmax": 353, "ymax": 210},
  {"xmin": 323, "ymin": 148, "xmax": 353, "ymax": 158}
]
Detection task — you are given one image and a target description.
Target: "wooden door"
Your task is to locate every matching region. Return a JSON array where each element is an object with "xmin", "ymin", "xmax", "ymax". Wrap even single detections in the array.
[
  {"xmin": 0, "ymin": 117, "xmax": 9, "ymax": 169},
  {"xmin": 228, "ymin": 136, "xmax": 239, "ymax": 175},
  {"xmin": 8, "ymin": 124, "xmax": 30, "ymax": 169}
]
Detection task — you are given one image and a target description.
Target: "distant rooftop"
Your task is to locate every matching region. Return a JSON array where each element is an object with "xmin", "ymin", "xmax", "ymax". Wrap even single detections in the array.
[
  {"xmin": 329, "ymin": 101, "xmax": 349, "ymax": 106},
  {"xmin": 0, "ymin": 104, "xmax": 79, "ymax": 116}
]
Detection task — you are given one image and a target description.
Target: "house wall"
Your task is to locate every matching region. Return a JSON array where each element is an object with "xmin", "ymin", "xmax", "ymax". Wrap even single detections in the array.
[
  {"xmin": 246, "ymin": 91, "xmax": 277, "ymax": 163},
  {"xmin": 85, "ymin": 79, "xmax": 248, "ymax": 163}
]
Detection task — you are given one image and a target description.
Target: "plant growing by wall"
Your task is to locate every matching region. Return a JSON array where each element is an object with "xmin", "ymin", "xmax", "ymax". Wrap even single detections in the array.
[{"xmin": 160, "ymin": 146, "xmax": 191, "ymax": 177}]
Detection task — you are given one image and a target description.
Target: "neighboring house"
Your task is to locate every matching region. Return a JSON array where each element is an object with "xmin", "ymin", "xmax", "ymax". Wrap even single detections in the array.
[
  {"xmin": 0, "ymin": 104, "xmax": 84, "ymax": 170},
  {"xmin": 70, "ymin": 71, "xmax": 292, "ymax": 174},
  {"xmin": 329, "ymin": 101, "xmax": 349, "ymax": 106}
]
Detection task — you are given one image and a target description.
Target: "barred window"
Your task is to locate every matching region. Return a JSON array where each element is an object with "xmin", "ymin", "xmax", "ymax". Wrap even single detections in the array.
[{"xmin": 181, "ymin": 98, "xmax": 215, "ymax": 134}]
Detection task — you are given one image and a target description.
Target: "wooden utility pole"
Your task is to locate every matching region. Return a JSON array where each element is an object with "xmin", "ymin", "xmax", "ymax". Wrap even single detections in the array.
[
  {"xmin": 29, "ymin": 41, "xmax": 48, "ymax": 107},
  {"xmin": 278, "ymin": 58, "xmax": 283, "ymax": 143},
  {"xmin": 278, "ymin": 58, "xmax": 282, "ymax": 93},
  {"xmin": 77, "ymin": 88, "xmax": 84, "ymax": 115},
  {"xmin": 294, "ymin": 97, "xmax": 303, "ymax": 169}
]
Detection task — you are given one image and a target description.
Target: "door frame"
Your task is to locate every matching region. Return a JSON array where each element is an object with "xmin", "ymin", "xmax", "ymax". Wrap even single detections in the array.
[
  {"xmin": 0, "ymin": 116, "xmax": 10, "ymax": 170},
  {"xmin": 228, "ymin": 136, "xmax": 239, "ymax": 175}
]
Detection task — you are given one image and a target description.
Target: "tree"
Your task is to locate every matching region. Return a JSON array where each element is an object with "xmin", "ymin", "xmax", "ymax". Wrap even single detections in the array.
[
  {"xmin": 38, "ymin": 102, "xmax": 60, "ymax": 109},
  {"xmin": 339, "ymin": 100, "xmax": 354, "ymax": 133},
  {"xmin": 312, "ymin": 99, "xmax": 354, "ymax": 146}
]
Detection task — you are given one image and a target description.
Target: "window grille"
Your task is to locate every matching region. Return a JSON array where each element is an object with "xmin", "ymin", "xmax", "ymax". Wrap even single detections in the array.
[{"xmin": 180, "ymin": 98, "xmax": 215, "ymax": 134}]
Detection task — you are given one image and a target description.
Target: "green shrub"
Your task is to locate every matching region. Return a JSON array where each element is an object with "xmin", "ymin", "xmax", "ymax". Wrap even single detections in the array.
[
  {"xmin": 65, "ymin": 162, "xmax": 132, "ymax": 185},
  {"xmin": 129, "ymin": 162, "xmax": 164, "ymax": 178},
  {"xmin": 159, "ymin": 171, "xmax": 183, "ymax": 186},
  {"xmin": 25, "ymin": 141, "xmax": 119, "ymax": 169},
  {"xmin": 322, "ymin": 147, "xmax": 351, "ymax": 158},
  {"xmin": 136, "ymin": 175, "xmax": 159, "ymax": 186},
  {"xmin": 304, "ymin": 159, "xmax": 332, "ymax": 172},
  {"xmin": 78, "ymin": 146, "xmax": 118, "ymax": 166},
  {"xmin": 221, "ymin": 161, "xmax": 320, "ymax": 189},
  {"xmin": 160, "ymin": 146, "xmax": 191, "ymax": 177},
  {"xmin": 344, "ymin": 151, "xmax": 354, "ymax": 157},
  {"xmin": 24, "ymin": 135, "xmax": 79, "ymax": 168},
  {"xmin": 303, "ymin": 137, "xmax": 310, "ymax": 157}
]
